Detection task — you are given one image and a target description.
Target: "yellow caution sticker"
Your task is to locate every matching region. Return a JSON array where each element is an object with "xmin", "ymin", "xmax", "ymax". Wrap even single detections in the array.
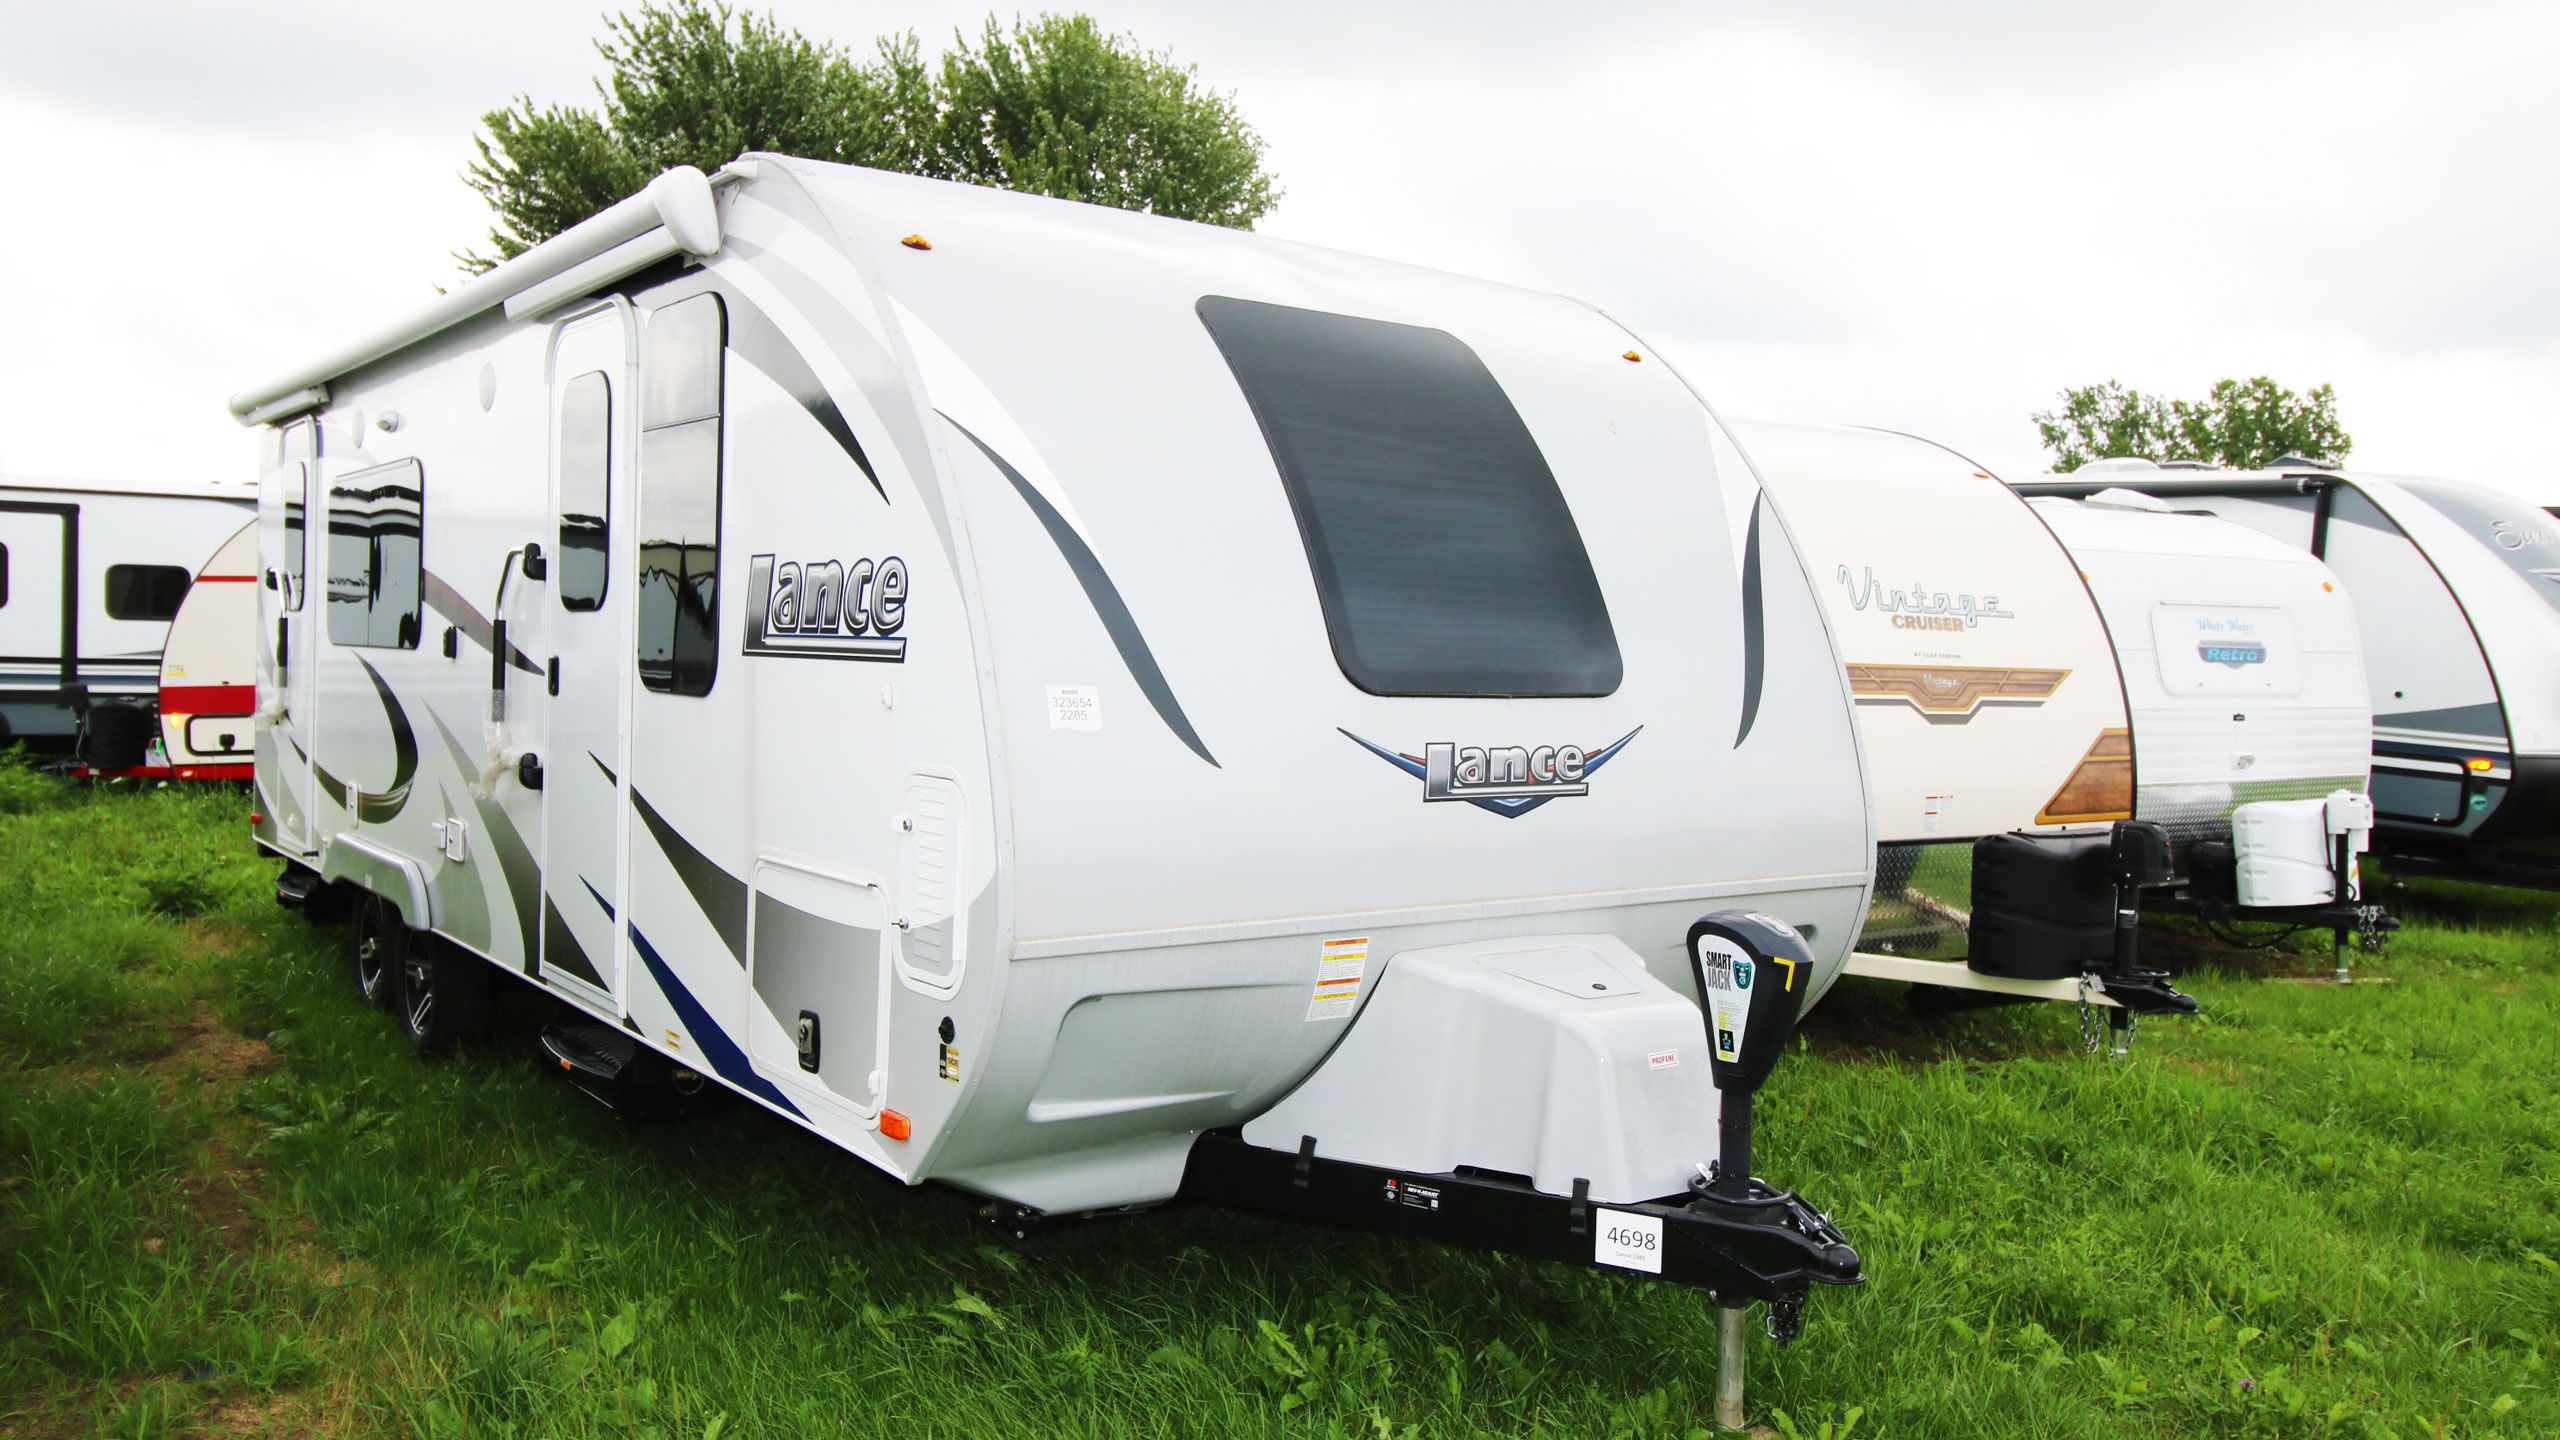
[{"xmin": 1305, "ymin": 935, "xmax": 1369, "ymax": 1021}]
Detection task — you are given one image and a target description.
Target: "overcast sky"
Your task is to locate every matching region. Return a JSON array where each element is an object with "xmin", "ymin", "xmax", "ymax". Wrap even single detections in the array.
[{"xmin": 4, "ymin": 0, "xmax": 2554, "ymax": 498}]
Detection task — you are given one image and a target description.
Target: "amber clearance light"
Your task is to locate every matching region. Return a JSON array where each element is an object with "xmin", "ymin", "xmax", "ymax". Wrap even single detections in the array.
[{"xmin": 2037, "ymin": 728, "xmax": 2135, "ymax": 824}]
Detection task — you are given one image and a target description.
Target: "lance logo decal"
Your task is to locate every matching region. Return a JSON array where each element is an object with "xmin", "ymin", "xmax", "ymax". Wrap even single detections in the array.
[
  {"xmin": 1339, "ymin": 726, "xmax": 1644, "ymax": 817},
  {"xmin": 744, "ymin": 553, "xmax": 908, "ymax": 662}
]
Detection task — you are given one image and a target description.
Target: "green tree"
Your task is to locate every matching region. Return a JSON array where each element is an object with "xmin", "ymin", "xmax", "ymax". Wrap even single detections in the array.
[
  {"xmin": 462, "ymin": 2, "xmax": 1277, "ymax": 271},
  {"xmin": 2033, "ymin": 377, "xmax": 2351, "ymax": 472}
]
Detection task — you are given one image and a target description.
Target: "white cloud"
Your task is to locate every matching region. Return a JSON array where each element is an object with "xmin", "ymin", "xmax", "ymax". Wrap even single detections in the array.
[{"xmin": 2, "ymin": 0, "xmax": 2553, "ymax": 500}]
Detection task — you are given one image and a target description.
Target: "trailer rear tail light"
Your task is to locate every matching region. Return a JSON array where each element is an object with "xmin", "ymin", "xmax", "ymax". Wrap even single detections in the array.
[
  {"xmin": 2036, "ymin": 728, "xmax": 2135, "ymax": 824},
  {"xmin": 880, "ymin": 1110, "xmax": 912, "ymax": 1141}
]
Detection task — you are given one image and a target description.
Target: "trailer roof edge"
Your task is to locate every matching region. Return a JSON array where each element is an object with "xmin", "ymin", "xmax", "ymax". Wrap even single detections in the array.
[{"xmin": 224, "ymin": 164, "xmax": 730, "ymax": 427}]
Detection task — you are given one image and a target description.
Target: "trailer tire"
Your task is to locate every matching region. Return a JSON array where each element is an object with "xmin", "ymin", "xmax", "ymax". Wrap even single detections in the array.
[
  {"xmin": 396, "ymin": 935, "xmax": 491, "ymax": 1054},
  {"xmin": 351, "ymin": 894, "xmax": 404, "ymax": 1010}
]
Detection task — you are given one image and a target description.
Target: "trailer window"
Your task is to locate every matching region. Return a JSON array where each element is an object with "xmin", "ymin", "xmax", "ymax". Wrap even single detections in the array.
[
  {"xmin": 325, "ymin": 458, "xmax": 425, "ymax": 649},
  {"xmin": 1197, "ymin": 296, "xmax": 1622, "ymax": 697},
  {"xmin": 105, "ymin": 565, "xmax": 191, "ymax": 622},
  {"xmin": 637, "ymin": 294, "xmax": 724, "ymax": 696},
  {"xmin": 558, "ymin": 370, "xmax": 611, "ymax": 611},
  {"xmin": 0, "ymin": 542, "xmax": 8, "ymax": 608}
]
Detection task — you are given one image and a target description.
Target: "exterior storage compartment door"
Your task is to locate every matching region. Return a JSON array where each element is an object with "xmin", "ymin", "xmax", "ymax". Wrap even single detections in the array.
[{"xmin": 747, "ymin": 859, "xmax": 888, "ymax": 1121}]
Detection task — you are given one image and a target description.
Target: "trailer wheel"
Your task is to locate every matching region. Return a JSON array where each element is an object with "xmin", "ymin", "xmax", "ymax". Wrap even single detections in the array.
[
  {"xmin": 396, "ymin": 935, "xmax": 491, "ymax": 1054},
  {"xmin": 351, "ymin": 894, "xmax": 404, "ymax": 1010}
]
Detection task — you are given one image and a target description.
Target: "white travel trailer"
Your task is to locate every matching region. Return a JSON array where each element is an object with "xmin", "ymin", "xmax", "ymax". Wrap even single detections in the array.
[
  {"xmin": 0, "ymin": 475, "xmax": 255, "ymax": 754},
  {"xmin": 229, "ymin": 159, "xmax": 1871, "ymax": 1332},
  {"xmin": 1732, "ymin": 422, "xmax": 2196, "ymax": 1020},
  {"xmin": 2024, "ymin": 464, "xmax": 2560, "ymax": 891}
]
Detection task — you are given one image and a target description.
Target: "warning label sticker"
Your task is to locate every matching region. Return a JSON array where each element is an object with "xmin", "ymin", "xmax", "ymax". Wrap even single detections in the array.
[{"xmin": 1304, "ymin": 935, "xmax": 1369, "ymax": 1021}]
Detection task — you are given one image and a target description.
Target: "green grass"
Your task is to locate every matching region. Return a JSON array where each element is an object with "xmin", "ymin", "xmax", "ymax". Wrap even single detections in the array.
[{"xmin": 1, "ymin": 756, "xmax": 2554, "ymax": 1438}]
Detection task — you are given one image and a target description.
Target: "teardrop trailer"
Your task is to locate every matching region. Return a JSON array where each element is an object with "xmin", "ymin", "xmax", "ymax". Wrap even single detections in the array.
[
  {"xmin": 1732, "ymin": 421, "xmax": 2199, "ymax": 1035},
  {"xmin": 228, "ymin": 158, "xmax": 1874, "ymax": 1384},
  {"xmin": 2023, "ymin": 463, "xmax": 2560, "ymax": 894},
  {"xmin": 2025, "ymin": 487, "xmax": 2394, "ymax": 980}
]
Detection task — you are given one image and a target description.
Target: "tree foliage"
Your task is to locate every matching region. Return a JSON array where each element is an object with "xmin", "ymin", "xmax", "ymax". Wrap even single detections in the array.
[
  {"xmin": 462, "ymin": 2, "xmax": 1278, "ymax": 271},
  {"xmin": 2034, "ymin": 377, "xmax": 2351, "ymax": 472}
]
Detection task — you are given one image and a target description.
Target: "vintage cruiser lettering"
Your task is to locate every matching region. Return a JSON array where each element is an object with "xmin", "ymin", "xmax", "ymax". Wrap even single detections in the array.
[{"xmin": 1837, "ymin": 564, "xmax": 2014, "ymax": 629}]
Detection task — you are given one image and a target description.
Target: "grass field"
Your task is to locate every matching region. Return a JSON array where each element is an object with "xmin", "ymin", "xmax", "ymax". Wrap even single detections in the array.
[{"xmin": 2, "ymin": 760, "xmax": 2554, "ymax": 1438}]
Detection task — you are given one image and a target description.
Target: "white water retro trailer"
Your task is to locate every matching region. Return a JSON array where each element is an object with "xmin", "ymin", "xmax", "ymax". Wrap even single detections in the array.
[
  {"xmin": 1728, "ymin": 422, "xmax": 2200, "ymax": 1021},
  {"xmin": 147, "ymin": 522, "xmax": 258, "ymax": 780},
  {"xmin": 2023, "ymin": 465, "xmax": 2560, "ymax": 892},
  {"xmin": 228, "ymin": 159, "xmax": 1872, "ymax": 1333},
  {"xmin": 2025, "ymin": 489, "xmax": 2390, "ymax": 974},
  {"xmin": 0, "ymin": 476, "xmax": 255, "ymax": 753}
]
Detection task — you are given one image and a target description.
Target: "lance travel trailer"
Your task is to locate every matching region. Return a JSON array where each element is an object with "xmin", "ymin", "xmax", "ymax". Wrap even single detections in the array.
[
  {"xmin": 2024, "ymin": 488, "xmax": 2391, "ymax": 975},
  {"xmin": 1732, "ymin": 421, "xmax": 2193, "ymax": 1030},
  {"xmin": 2024, "ymin": 464, "xmax": 2560, "ymax": 893},
  {"xmin": 229, "ymin": 158, "xmax": 1876, "ymax": 1349},
  {"xmin": 0, "ymin": 475, "xmax": 254, "ymax": 758}
]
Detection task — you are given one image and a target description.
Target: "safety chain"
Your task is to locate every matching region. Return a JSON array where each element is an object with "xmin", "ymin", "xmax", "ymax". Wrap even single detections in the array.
[
  {"xmin": 2078, "ymin": 974, "xmax": 2102, "ymax": 1055},
  {"xmin": 1766, "ymin": 1295, "xmax": 1806, "ymax": 1345}
]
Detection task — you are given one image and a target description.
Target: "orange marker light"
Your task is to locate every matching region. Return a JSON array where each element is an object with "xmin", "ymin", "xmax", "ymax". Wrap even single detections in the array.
[
  {"xmin": 880, "ymin": 1110, "xmax": 913, "ymax": 1140},
  {"xmin": 2323, "ymin": 581, "xmax": 2335, "ymax": 592},
  {"xmin": 1622, "ymin": 350, "xmax": 1642, "ymax": 362},
  {"xmin": 2466, "ymin": 757, "xmax": 2493, "ymax": 773},
  {"xmin": 900, "ymin": 234, "xmax": 932, "ymax": 251}
]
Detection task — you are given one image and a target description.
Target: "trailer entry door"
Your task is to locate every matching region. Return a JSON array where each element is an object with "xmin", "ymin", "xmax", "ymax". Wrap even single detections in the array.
[
  {"xmin": 0, "ymin": 503, "xmax": 73, "ymax": 741},
  {"xmin": 537, "ymin": 304, "xmax": 639, "ymax": 1008},
  {"xmin": 258, "ymin": 446, "xmax": 321, "ymax": 853}
]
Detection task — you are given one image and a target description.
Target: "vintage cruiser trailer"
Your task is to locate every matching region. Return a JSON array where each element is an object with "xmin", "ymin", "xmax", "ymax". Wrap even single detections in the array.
[
  {"xmin": 0, "ymin": 475, "xmax": 254, "ymax": 753},
  {"xmin": 229, "ymin": 159, "xmax": 1874, "ymax": 1334},
  {"xmin": 2024, "ymin": 464, "xmax": 2560, "ymax": 891},
  {"xmin": 1730, "ymin": 422, "xmax": 2195, "ymax": 1019}
]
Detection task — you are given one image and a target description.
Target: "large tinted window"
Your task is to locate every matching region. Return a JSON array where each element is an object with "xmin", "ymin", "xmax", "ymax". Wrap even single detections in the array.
[
  {"xmin": 558, "ymin": 370, "xmax": 611, "ymax": 612},
  {"xmin": 1198, "ymin": 296, "xmax": 1622, "ymax": 697},
  {"xmin": 2400, "ymin": 478, "xmax": 2560, "ymax": 616},
  {"xmin": 325, "ymin": 459, "xmax": 425, "ymax": 649},
  {"xmin": 105, "ymin": 564, "xmax": 191, "ymax": 621},
  {"xmin": 636, "ymin": 294, "xmax": 724, "ymax": 695}
]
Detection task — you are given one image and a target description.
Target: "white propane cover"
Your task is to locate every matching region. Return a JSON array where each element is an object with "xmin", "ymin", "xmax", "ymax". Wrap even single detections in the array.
[
  {"xmin": 1241, "ymin": 935, "xmax": 1720, "ymax": 1204},
  {"xmin": 2232, "ymin": 789, "xmax": 2373, "ymax": 908}
]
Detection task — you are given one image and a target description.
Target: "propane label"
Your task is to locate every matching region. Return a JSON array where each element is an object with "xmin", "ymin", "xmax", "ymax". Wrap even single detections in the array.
[
  {"xmin": 1304, "ymin": 936, "xmax": 1369, "ymax": 1021},
  {"xmin": 1698, "ymin": 935, "xmax": 1752, "ymax": 1065},
  {"xmin": 1594, "ymin": 1209, "xmax": 1665, "ymax": 1273}
]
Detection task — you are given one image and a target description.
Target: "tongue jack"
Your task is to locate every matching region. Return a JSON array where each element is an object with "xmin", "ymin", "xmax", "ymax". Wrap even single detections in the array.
[{"xmin": 1684, "ymin": 912, "xmax": 1863, "ymax": 1433}]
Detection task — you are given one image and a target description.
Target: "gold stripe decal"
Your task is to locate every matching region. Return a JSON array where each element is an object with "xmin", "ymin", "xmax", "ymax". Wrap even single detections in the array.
[{"xmin": 1846, "ymin": 664, "xmax": 2069, "ymax": 717}]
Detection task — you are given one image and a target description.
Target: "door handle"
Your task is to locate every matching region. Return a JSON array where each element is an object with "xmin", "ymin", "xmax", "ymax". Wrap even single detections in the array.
[{"xmin": 548, "ymin": 657, "xmax": 560, "ymax": 697}]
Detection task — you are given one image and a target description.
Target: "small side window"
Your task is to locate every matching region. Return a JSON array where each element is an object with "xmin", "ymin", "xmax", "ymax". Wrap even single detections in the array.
[
  {"xmin": 559, "ymin": 370, "xmax": 612, "ymax": 612},
  {"xmin": 326, "ymin": 458, "xmax": 425, "ymax": 649},
  {"xmin": 0, "ymin": 541, "xmax": 10, "ymax": 608},
  {"xmin": 637, "ymin": 294, "xmax": 726, "ymax": 696},
  {"xmin": 105, "ymin": 564, "xmax": 192, "ymax": 622}
]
